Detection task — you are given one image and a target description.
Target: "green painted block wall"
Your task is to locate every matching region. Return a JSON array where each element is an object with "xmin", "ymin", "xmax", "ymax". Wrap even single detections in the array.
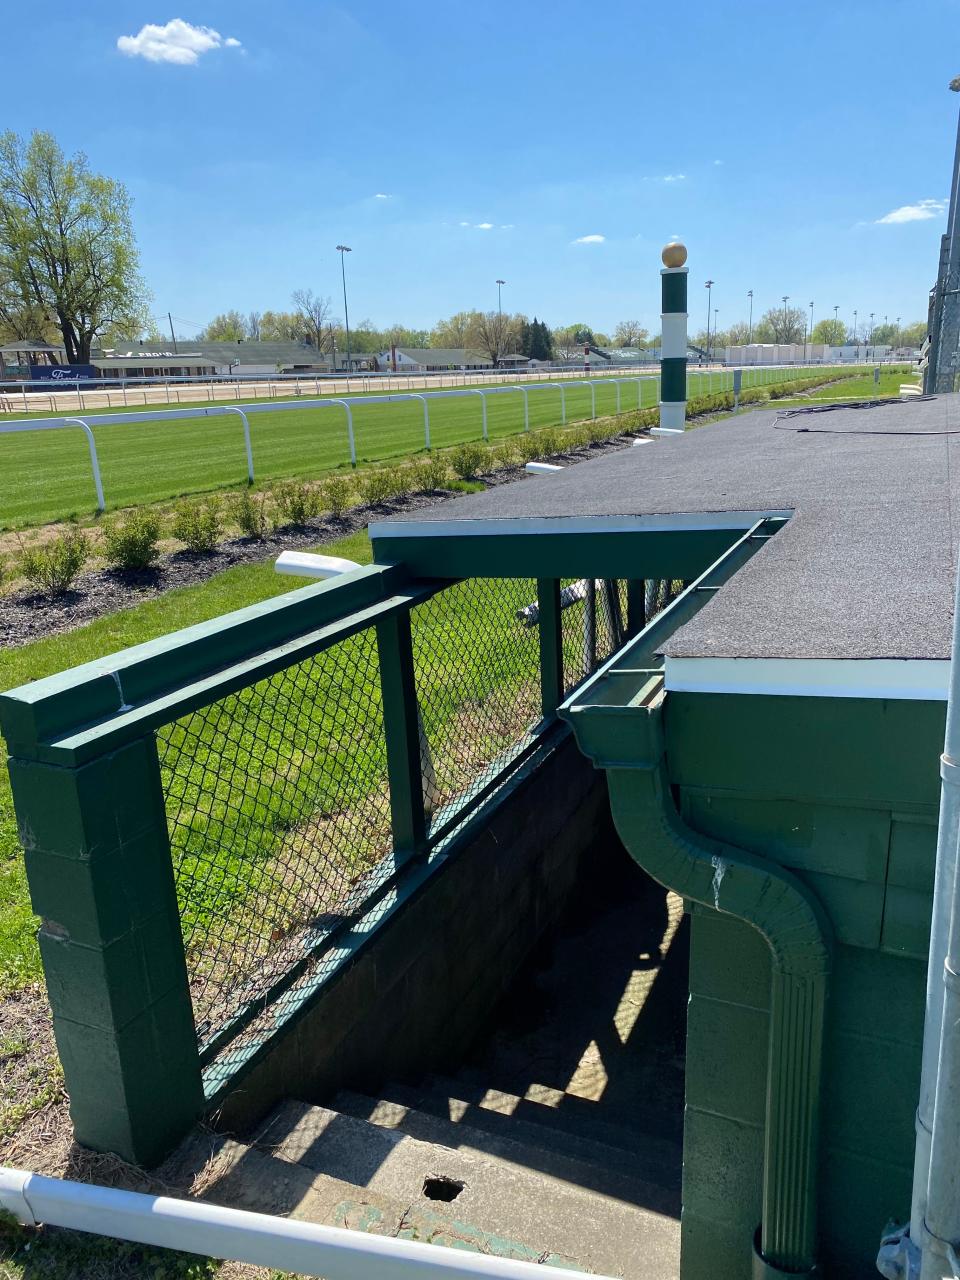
[{"xmin": 666, "ymin": 692, "xmax": 942, "ymax": 1280}]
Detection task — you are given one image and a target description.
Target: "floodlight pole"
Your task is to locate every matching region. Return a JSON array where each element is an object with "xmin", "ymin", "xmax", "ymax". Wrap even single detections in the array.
[
  {"xmin": 337, "ymin": 245, "xmax": 352, "ymax": 376},
  {"xmin": 808, "ymin": 301, "xmax": 814, "ymax": 360},
  {"xmin": 704, "ymin": 280, "xmax": 713, "ymax": 360},
  {"xmin": 748, "ymin": 290, "xmax": 753, "ymax": 343},
  {"xmin": 496, "ymin": 279, "xmax": 505, "ymax": 367}
]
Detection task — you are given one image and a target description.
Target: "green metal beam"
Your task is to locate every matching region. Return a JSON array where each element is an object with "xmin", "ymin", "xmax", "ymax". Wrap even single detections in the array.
[
  {"xmin": 373, "ymin": 526, "xmax": 747, "ymax": 582},
  {"xmin": 377, "ymin": 608, "xmax": 428, "ymax": 860}
]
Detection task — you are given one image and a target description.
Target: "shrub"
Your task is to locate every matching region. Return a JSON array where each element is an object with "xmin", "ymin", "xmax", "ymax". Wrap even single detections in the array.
[
  {"xmin": 102, "ymin": 510, "xmax": 163, "ymax": 571},
  {"xmin": 407, "ymin": 456, "xmax": 450, "ymax": 492},
  {"xmin": 272, "ymin": 481, "xmax": 319, "ymax": 528},
  {"xmin": 320, "ymin": 474, "xmax": 355, "ymax": 517},
  {"xmin": 18, "ymin": 528, "xmax": 89, "ymax": 596},
  {"xmin": 449, "ymin": 442, "xmax": 489, "ymax": 479},
  {"xmin": 228, "ymin": 489, "xmax": 270, "ymax": 539},
  {"xmin": 358, "ymin": 467, "xmax": 404, "ymax": 506},
  {"xmin": 489, "ymin": 441, "xmax": 518, "ymax": 469},
  {"xmin": 171, "ymin": 497, "xmax": 223, "ymax": 552}
]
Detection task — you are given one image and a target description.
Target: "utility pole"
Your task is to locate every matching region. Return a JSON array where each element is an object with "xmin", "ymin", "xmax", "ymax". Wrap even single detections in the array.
[
  {"xmin": 747, "ymin": 290, "xmax": 753, "ymax": 343},
  {"xmin": 167, "ymin": 313, "xmax": 178, "ymax": 354},
  {"xmin": 928, "ymin": 79, "xmax": 960, "ymax": 393},
  {"xmin": 782, "ymin": 296, "xmax": 790, "ymax": 353}
]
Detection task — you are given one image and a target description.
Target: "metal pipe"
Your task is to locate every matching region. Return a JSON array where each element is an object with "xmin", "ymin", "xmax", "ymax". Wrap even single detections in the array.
[
  {"xmin": 912, "ymin": 546, "xmax": 960, "ymax": 1278},
  {"xmin": 61, "ymin": 418, "xmax": 106, "ymax": 511},
  {"xmin": 0, "ymin": 1167, "xmax": 604, "ymax": 1280}
]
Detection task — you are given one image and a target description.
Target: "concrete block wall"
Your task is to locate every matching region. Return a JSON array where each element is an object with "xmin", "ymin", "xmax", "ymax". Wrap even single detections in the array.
[
  {"xmin": 666, "ymin": 692, "xmax": 943, "ymax": 1280},
  {"xmin": 215, "ymin": 732, "xmax": 621, "ymax": 1134}
]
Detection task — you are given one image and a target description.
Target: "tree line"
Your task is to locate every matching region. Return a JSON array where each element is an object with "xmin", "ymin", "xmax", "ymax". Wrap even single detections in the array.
[
  {"xmin": 692, "ymin": 305, "xmax": 926, "ymax": 351},
  {"xmin": 190, "ymin": 308, "xmax": 657, "ymax": 364}
]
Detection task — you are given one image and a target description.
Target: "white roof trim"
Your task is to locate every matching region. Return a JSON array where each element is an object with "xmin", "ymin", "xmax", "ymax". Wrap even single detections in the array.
[
  {"xmin": 371, "ymin": 510, "xmax": 792, "ymax": 540},
  {"xmin": 663, "ymin": 655, "xmax": 950, "ymax": 701}
]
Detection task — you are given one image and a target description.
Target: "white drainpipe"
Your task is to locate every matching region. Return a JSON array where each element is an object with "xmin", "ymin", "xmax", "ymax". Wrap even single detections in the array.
[
  {"xmin": 901, "ymin": 551, "xmax": 960, "ymax": 1280},
  {"xmin": 0, "ymin": 1168, "xmax": 610, "ymax": 1280}
]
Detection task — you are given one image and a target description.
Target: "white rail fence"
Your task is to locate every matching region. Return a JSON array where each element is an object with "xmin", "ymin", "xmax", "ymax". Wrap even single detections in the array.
[
  {"xmin": 0, "ymin": 377, "xmax": 657, "ymax": 512},
  {"xmin": 0, "ymin": 1167, "xmax": 613, "ymax": 1280}
]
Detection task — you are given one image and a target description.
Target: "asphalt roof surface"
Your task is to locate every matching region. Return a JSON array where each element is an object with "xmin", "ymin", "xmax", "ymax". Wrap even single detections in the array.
[{"xmin": 371, "ymin": 395, "xmax": 960, "ymax": 662}]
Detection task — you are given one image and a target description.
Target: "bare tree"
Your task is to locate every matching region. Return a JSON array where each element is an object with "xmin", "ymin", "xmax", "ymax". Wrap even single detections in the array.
[
  {"xmin": 246, "ymin": 310, "xmax": 262, "ymax": 340},
  {"xmin": 291, "ymin": 289, "xmax": 334, "ymax": 351},
  {"xmin": 474, "ymin": 310, "xmax": 506, "ymax": 365}
]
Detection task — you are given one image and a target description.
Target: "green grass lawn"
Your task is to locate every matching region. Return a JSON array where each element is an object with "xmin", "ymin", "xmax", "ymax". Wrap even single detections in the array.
[
  {"xmin": 0, "ymin": 365, "xmax": 838, "ymax": 531},
  {"xmin": 1, "ymin": 375, "xmax": 662, "ymax": 530},
  {"xmin": 769, "ymin": 365, "xmax": 913, "ymax": 406}
]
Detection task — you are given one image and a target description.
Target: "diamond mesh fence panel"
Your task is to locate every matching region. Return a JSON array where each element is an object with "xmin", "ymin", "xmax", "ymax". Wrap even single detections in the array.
[
  {"xmin": 157, "ymin": 574, "xmax": 675, "ymax": 1056},
  {"xmin": 158, "ymin": 627, "xmax": 391, "ymax": 1045},
  {"xmin": 411, "ymin": 577, "xmax": 542, "ymax": 827}
]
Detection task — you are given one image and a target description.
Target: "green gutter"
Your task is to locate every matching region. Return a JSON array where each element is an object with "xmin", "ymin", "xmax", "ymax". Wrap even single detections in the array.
[{"xmin": 559, "ymin": 521, "xmax": 833, "ymax": 1277}]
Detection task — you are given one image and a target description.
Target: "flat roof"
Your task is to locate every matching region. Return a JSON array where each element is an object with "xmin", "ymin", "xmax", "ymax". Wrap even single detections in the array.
[{"xmin": 370, "ymin": 395, "xmax": 960, "ymax": 670}]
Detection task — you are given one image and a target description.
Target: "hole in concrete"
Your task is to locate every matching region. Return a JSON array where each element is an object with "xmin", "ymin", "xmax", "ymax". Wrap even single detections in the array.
[{"xmin": 422, "ymin": 1175, "xmax": 465, "ymax": 1202}]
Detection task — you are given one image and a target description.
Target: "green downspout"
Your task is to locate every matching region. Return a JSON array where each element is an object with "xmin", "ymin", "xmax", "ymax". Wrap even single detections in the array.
[{"xmin": 601, "ymin": 698, "xmax": 832, "ymax": 1278}]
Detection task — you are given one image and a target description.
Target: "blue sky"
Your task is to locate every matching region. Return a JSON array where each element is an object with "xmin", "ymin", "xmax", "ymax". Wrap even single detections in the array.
[{"xmin": 4, "ymin": 0, "xmax": 958, "ymax": 337}]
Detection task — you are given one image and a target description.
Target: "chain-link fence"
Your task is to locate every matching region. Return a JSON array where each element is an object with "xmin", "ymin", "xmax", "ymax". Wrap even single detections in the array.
[
  {"xmin": 155, "ymin": 573, "xmax": 680, "ymax": 1060},
  {"xmin": 158, "ymin": 628, "xmax": 391, "ymax": 1048}
]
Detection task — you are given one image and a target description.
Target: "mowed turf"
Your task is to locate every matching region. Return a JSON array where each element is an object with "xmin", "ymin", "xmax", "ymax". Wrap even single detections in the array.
[
  {"xmin": 1, "ymin": 376, "xmax": 660, "ymax": 529},
  {"xmin": 1, "ymin": 366, "xmax": 826, "ymax": 530}
]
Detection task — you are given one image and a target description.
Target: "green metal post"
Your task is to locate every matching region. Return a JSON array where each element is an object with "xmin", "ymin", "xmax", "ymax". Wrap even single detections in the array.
[
  {"xmin": 376, "ymin": 609, "xmax": 428, "ymax": 858},
  {"xmin": 626, "ymin": 579, "xmax": 646, "ymax": 638},
  {"xmin": 5, "ymin": 735, "xmax": 203, "ymax": 1165},
  {"xmin": 536, "ymin": 578, "xmax": 564, "ymax": 717}
]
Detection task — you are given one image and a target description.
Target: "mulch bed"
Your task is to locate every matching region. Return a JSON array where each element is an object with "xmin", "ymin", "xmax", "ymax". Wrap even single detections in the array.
[{"xmin": 0, "ymin": 434, "xmax": 639, "ymax": 651}]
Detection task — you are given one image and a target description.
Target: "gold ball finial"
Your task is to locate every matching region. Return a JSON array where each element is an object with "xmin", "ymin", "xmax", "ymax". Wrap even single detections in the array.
[{"xmin": 662, "ymin": 241, "xmax": 687, "ymax": 268}]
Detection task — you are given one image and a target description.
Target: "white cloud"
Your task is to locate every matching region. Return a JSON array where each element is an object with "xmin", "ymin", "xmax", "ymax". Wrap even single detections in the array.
[
  {"xmin": 374, "ymin": 192, "xmax": 391, "ymax": 200},
  {"xmin": 875, "ymin": 198, "xmax": 947, "ymax": 225},
  {"xmin": 573, "ymin": 234, "xmax": 605, "ymax": 244},
  {"xmin": 117, "ymin": 19, "xmax": 242, "ymax": 65},
  {"xmin": 661, "ymin": 173, "xmax": 686, "ymax": 183},
  {"xmin": 459, "ymin": 220, "xmax": 470, "ymax": 226},
  {"xmin": 475, "ymin": 222, "xmax": 494, "ymax": 230},
  {"xmin": 500, "ymin": 223, "xmax": 514, "ymax": 229}
]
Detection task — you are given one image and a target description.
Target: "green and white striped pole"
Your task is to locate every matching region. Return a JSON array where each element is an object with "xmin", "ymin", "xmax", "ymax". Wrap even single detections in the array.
[{"xmin": 658, "ymin": 241, "xmax": 688, "ymax": 433}]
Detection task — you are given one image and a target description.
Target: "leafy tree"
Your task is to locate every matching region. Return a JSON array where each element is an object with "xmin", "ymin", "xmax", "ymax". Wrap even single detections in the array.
[
  {"xmin": 0, "ymin": 130, "xmax": 148, "ymax": 362},
  {"xmin": 869, "ymin": 322, "xmax": 899, "ymax": 347},
  {"xmin": 431, "ymin": 311, "xmax": 482, "ymax": 348},
  {"xmin": 898, "ymin": 321, "xmax": 927, "ymax": 348},
  {"xmin": 753, "ymin": 306, "xmax": 806, "ymax": 344},
  {"xmin": 810, "ymin": 318, "xmax": 846, "ymax": 345},
  {"xmin": 198, "ymin": 310, "xmax": 247, "ymax": 341},
  {"xmin": 260, "ymin": 310, "xmax": 302, "ymax": 341},
  {"xmin": 613, "ymin": 320, "xmax": 648, "ymax": 348}
]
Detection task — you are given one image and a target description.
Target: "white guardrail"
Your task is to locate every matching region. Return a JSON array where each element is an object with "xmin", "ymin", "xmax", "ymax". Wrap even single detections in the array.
[
  {"xmin": 0, "ymin": 376, "xmax": 657, "ymax": 512},
  {"xmin": 0, "ymin": 1167, "xmax": 615, "ymax": 1280}
]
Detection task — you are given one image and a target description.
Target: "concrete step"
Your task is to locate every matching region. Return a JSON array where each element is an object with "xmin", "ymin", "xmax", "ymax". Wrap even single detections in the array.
[
  {"xmin": 167, "ymin": 1129, "xmax": 587, "ymax": 1270},
  {"xmin": 333, "ymin": 1088, "xmax": 679, "ymax": 1217},
  {"xmin": 373, "ymin": 1080, "xmax": 681, "ymax": 1209},
  {"xmin": 424, "ymin": 1071, "xmax": 684, "ymax": 1160},
  {"xmin": 255, "ymin": 1098, "xmax": 680, "ymax": 1279}
]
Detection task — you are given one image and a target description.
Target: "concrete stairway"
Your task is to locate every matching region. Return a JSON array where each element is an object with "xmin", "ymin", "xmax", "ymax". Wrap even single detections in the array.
[
  {"xmin": 170, "ymin": 856, "xmax": 684, "ymax": 1274},
  {"xmin": 170, "ymin": 1091, "xmax": 679, "ymax": 1277}
]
